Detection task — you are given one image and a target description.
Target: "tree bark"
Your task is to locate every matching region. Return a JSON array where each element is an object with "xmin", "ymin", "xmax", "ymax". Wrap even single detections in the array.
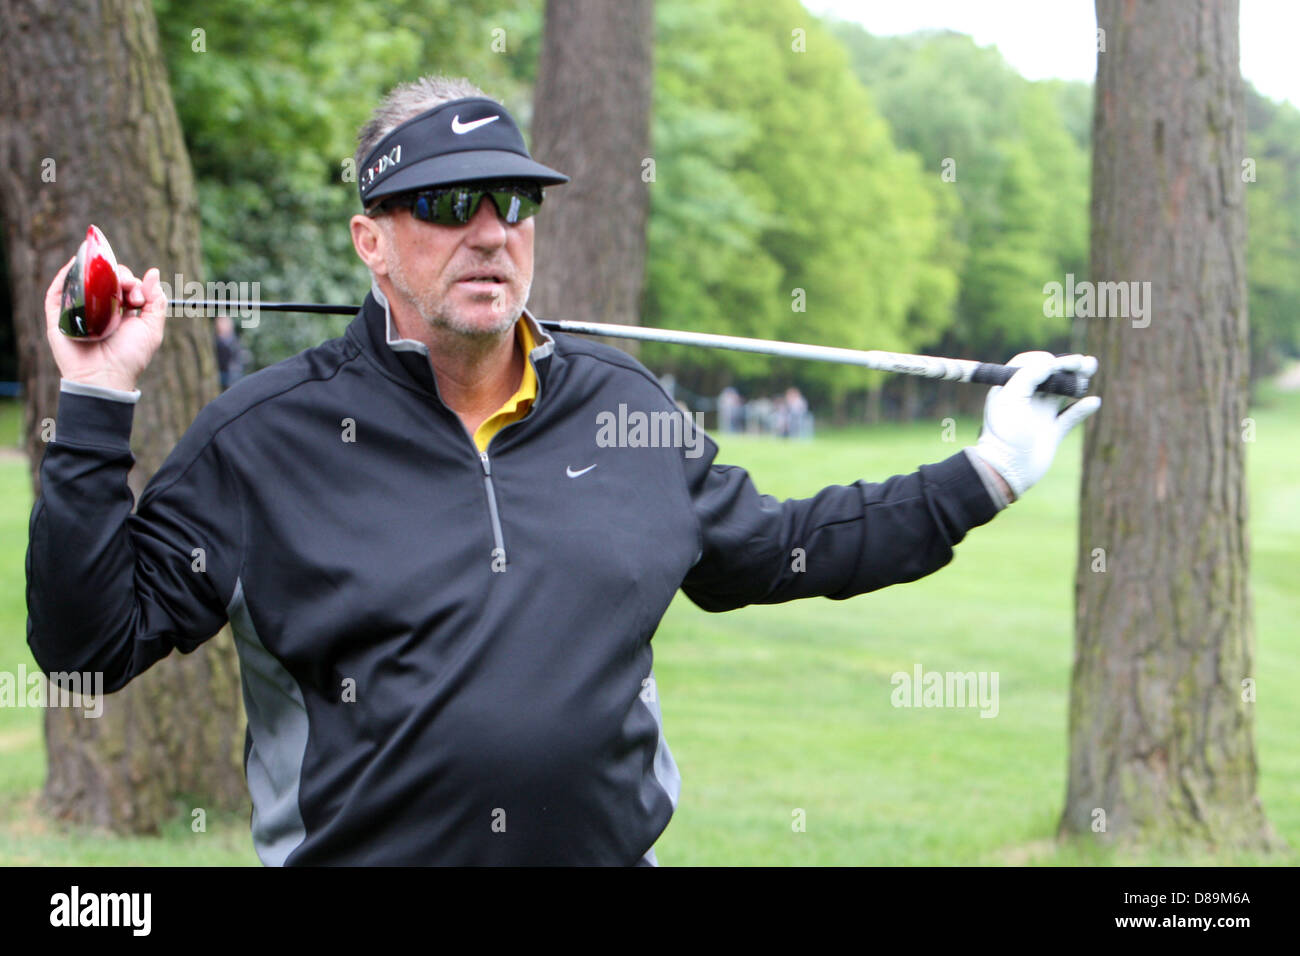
[
  {"xmin": 1062, "ymin": 0, "xmax": 1280, "ymax": 850},
  {"xmin": 529, "ymin": 0, "xmax": 654, "ymax": 345},
  {"xmin": 0, "ymin": 0, "xmax": 246, "ymax": 831}
]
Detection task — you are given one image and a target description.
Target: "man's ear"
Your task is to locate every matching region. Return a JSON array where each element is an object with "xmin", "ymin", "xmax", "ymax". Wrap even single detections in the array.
[{"xmin": 350, "ymin": 214, "xmax": 389, "ymax": 276}]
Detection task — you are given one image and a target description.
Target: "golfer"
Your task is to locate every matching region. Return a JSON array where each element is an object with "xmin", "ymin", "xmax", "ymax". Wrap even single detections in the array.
[{"xmin": 28, "ymin": 75, "xmax": 1100, "ymax": 865}]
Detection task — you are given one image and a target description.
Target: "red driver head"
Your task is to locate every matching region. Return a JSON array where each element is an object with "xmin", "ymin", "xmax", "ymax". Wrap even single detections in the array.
[{"xmin": 59, "ymin": 225, "xmax": 123, "ymax": 341}]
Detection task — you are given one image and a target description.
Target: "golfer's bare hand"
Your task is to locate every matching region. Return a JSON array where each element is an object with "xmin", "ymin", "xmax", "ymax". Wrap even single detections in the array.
[{"xmin": 44, "ymin": 257, "xmax": 167, "ymax": 393}]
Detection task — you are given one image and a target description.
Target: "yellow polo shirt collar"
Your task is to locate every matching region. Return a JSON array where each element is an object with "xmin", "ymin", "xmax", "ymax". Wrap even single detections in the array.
[{"xmin": 473, "ymin": 317, "xmax": 538, "ymax": 452}]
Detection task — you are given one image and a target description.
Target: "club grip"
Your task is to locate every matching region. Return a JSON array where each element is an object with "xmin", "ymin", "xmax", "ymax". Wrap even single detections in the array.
[{"xmin": 971, "ymin": 362, "xmax": 1090, "ymax": 398}]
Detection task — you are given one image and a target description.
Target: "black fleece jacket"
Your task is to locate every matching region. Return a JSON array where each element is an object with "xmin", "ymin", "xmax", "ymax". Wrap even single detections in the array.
[{"xmin": 26, "ymin": 290, "xmax": 1001, "ymax": 865}]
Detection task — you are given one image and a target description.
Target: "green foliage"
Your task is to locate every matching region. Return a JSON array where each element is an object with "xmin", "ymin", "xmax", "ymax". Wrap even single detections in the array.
[
  {"xmin": 644, "ymin": 0, "xmax": 958, "ymax": 400},
  {"xmin": 1245, "ymin": 85, "xmax": 1300, "ymax": 380},
  {"xmin": 832, "ymin": 25, "xmax": 1090, "ymax": 363},
  {"xmin": 643, "ymin": 0, "xmax": 783, "ymax": 382}
]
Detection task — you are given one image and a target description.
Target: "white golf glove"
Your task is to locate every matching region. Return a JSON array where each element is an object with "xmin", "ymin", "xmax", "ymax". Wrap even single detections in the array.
[{"xmin": 970, "ymin": 351, "xmax": 1102, "ymax": 501}]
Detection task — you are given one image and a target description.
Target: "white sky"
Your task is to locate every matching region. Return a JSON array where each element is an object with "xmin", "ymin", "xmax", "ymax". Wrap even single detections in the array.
[{"xmin": 804, "ymin": 0, "xmax": 1297, "ymax": 107}]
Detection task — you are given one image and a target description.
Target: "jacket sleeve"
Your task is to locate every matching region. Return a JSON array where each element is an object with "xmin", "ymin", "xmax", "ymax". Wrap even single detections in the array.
[
  {"xmin": 679, "ymin": 434, "xmax": 1003, "ymax": 613},
  {"xmin": 26, "ymin": 387, "xmax": 243, "ymax": 692}
]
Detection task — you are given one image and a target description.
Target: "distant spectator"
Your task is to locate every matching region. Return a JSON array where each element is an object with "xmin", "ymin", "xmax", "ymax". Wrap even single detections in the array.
[
  {"xmin": 718, "ymin": 386, "xmax": 743, "ymax": 433},
  {"xmin": 772, "ymin": 394, "xmax": 790, "ymax": 437},
  {"xmin": 784, "ymin": 386, "xmax": 812, "ymax": 439},
  {"xmin": 746, "ymin": 396, "xmax": 773, "ymax": 435},
  {"xmin": 214, "ymin": 315, "xmax": 250, "ymax": 389}
]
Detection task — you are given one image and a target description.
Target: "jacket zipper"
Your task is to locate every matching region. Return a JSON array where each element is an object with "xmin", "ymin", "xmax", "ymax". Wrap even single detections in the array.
[
  {"xmin": 469, "ymin": 330, "xmax": 546, "ymax": 573},
  {"xmin": 435, "ymin": 397, "xmax": 510, "ymax": 571},
  {"xmin": 383, "ymin": 289, "xmax": 546, "ymax": 572},
  {"xmin": 478, "ymin": 450, "xmax": 507, "ymax": 569}
]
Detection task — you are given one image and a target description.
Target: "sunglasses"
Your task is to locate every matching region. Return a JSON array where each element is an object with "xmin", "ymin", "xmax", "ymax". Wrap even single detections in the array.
[{"xmin": 369, "ymin": 180, "xmax": 545, "ymax": 225}]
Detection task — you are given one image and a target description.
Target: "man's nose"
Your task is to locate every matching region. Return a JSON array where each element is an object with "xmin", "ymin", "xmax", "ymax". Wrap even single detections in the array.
[{"xmin": 464, "ymin": 193, "xmax": 509, "ymax": 249}]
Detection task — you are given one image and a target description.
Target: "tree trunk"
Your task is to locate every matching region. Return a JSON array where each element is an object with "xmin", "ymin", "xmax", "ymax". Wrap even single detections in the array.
[
  {"xmin": 0, "ymin": 0, "xmax": 246, "ymax": 831},
  {"xmin": 1062, "ymin": 0, "xmax": 1280, "ymax": 851},
  {"xmin": 529, "ymin": 0, "xmax": 654, "ymax": 348}
]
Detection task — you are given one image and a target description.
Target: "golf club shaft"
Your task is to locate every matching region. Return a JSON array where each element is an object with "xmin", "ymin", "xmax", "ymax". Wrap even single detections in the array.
[{"xmin": 180, "ymin": 300, "xmax": 1089, "ymax": 398}]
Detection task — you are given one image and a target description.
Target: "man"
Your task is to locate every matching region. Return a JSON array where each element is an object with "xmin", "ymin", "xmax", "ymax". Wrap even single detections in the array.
[
  {"xmin": 29, "ymin": 75, "xmax": 1100, "ymax": 866},
  {"xmin": 213, "ymin": 314, "xmax": 249, "ymax": 389}
]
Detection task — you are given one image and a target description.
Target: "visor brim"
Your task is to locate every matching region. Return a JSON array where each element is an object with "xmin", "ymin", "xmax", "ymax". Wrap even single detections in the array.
[{"xmin": 363, "ymin": 150, "xmax": 569, "ymax": 204}]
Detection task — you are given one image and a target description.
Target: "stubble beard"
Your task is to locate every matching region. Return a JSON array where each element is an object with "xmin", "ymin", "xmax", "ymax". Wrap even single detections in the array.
[{"xmin": 386, "ymin": 244, "xmax": 528, "ymax": 340}]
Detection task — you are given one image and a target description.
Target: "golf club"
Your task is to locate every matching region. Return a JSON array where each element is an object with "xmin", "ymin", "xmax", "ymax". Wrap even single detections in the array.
[
  {"xmin": 58, "ymin": 225, "xmax": 124, "ymax": 341},
  {"xmin": 180, "ymin": 299, "xmax": 1093, "ymax": 398},
  {"xmin": 57, "ymin": 226, "xmax": 1091, "ymax": 397}
]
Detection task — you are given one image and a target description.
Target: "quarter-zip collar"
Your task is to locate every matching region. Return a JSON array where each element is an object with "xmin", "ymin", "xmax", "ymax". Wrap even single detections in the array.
[{"xmin": 347, "ymin": 280, "xmax": 556, "ymax": 405}]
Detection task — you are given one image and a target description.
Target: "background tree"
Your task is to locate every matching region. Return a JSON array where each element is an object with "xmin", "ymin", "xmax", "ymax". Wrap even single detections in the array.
[
  {"xmin": 0, "ymin": 0, "xmax": 244, "ymax": 830},
  {"xmin": 1062, "ymin": 0, "xmax": 1280, "ymax": 850},
  {"xmin": 528, "ymin": 0, "xmax": 655, "ymax": 335}
]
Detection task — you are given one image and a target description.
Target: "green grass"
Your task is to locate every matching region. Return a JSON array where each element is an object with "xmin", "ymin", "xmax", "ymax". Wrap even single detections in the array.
[
  {"xmin": 0, "ymin": 398, "xmax": 21, "ymax": 450},
  {"xmin": 0, "ymin": 391, "xmax": 1296, "ymax": 866},
  {"xmin": 650, "ymin": 392, "xmax": 1300, "ymax": 865}
]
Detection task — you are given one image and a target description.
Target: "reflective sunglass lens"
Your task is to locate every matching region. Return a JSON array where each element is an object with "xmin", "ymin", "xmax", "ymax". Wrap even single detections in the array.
[
  {"xmin": 406, "ymin": 184, "xmax": 542, "ymax": 225},
  {"xmin": 451, "ymin": 189, "xmax": 475, "ymax": 221}
]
